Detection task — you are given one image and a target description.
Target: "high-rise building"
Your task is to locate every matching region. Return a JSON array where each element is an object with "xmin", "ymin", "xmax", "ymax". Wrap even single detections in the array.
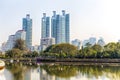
[
  {"xmin": 22, "ymin": 14, "xmax": 32, "ymax": 49},
  {"xmin": 51, "ymin": 10, "xmax": 70, "ymax": 44},
  {"xmin": 41, "ymin": 13, "xmax": 50, "ymax": 38},
  {"xmin": 15, "ymin": 30, "xmax": 26, "ymax": 40}
]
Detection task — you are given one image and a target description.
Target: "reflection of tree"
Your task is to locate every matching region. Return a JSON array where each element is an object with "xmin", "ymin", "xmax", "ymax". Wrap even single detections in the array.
[
  {"xmin": 77, "ymin": 65, "xmax": 120, "ymax": 79},
  {"xmin": 40, "ymin": 64, "xmax": 78, "ymax": 78},
  {"xmin": 6, "ymin": 62, "xmax": 39, "ymax": 80},
  {"xmin": 41, "ymin": 64, "xmax": 120, "ymax": 79},
  {"xmin": 5, "ymin": 62, "xmax": 120, "ymax": 80},
  {"xmin": 6, "ymin": 63, "xmax": 26, "ymax": 80}
]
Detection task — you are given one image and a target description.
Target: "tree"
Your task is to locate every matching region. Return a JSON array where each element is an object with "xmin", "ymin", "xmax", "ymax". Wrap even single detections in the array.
[
  {"xmin": 5, "ymin": 48, "xmax": 22, "ymax": 58},
  {"xmin": 44, "ymin": 43, "xmax": 78, "ymax": 58},
  {"xmin": 14, "ymin": 39, "xmax": 26, "ymax": 51},
  {"xmin": 104, "ymin": 42, "xmax": 118, "ymax": 58}
]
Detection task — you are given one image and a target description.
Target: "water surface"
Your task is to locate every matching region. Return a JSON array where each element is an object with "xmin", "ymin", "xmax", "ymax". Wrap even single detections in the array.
[{"xmin": 0, "ymin": 62, "xmax": 120, "ymax": 80}]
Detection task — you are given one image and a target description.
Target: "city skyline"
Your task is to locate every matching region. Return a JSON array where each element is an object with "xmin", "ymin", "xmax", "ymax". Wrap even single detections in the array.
[{"xmin": 1, "ymin": 0, "xmax": 120, "ymax": 46}]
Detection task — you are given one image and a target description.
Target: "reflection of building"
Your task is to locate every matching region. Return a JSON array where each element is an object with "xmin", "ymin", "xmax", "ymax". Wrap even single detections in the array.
[
  {"xmin": 40, "ymin": 37, "xmax": 55, "ymax": 51},
  {"xmin": 23, "ymin": 14, "xmax": 32, "ymax": 49},
  {"xmin": 55, "ymin": 77, "xmax": 70, "ymax": 80},
  {"xmin": 40, "ymin": 69, "xmax": 55, "ymax": 80},
  {"xmin": 71, "ymin": 39, "xmax": 81, "ymax": 49},
  {"xmin": 51, "ymin": 10, "xmax": 70, "ymax": 44},
  {"xmin": 25, "ymin": 67, "xmax": 40, "ymax": 80},
  {"xmin": 0, "ymin": 68, "xmax": 6, "ymax": 80}
]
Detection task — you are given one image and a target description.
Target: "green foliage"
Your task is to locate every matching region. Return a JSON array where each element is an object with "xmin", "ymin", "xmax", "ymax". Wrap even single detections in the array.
[
  {"xmin": 0, "ymin": 52, "xmax": 5, "ymax": 58},
  {"xmin": 5, "ymin": 39, "xmax": 38, "ymax": 58},
  {"xmin": 40, "ymin": 64, "xmax": 120, "ymax": 79},
  {"xmin": 14, "ymin": 39, "xmax": 26, "ymax": 51},
  {"xmin": 6, "ymin": 63, "xmax": 38, "ymax": 80},
  {"xmin": 5, "ymin": 48, "xmax": 22, "ymax": 58},
  {"xmin": 41, "ymin": 42, "xmax": 120, "ymax": 58},
  {"xmin": 22, "ymin": 51, "xmax": 39, "ymax": 58},
  {"xmin": 44, "ymin": 43, "xmax": 78, "ymax": 58},
  {"xmin": 5, "ymin": 39, "xmax": 26, "ymax": 58},
  {"xmin": 40, "ymin": 65, "xmax": 78, "ymax": 78}
]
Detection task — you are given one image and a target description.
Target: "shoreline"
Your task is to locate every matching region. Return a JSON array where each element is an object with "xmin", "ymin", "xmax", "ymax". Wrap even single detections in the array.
[
  {"xmin": 2, "ymin": 58, "xmax": 120, "ymax": 63},
  {"xmin": 37, "ymin": 58, "xmax": 120, "ymax": 63}
]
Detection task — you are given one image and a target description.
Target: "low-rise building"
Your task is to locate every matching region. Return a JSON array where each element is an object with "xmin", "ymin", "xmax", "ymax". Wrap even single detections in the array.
[
  {"xmin": 97, "ymin": 37, "xmax": 105, "ymax": 46},
  {"xmin": 71, "ymin": 39, "xmax": 81, "ymax": 49},
  {"xmin": 40, "ymin": 37, "xmax": 55, "ymax": 51}
]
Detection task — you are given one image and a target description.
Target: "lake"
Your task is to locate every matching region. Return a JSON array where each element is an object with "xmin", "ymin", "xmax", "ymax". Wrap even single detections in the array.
[{"xmin": 0, "ymin": 62, "xmax": 120, "ymax": 80}]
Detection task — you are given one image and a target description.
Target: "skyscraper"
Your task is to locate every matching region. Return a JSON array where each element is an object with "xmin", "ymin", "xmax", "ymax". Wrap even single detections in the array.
[
  {"xmin": 65, "ymin": 13, "xmax": 70, "ymax": 43},
  {"xmin": 51, "ymin": 10, "xmax": 70, "ymax": 44},
  {"xmin": 41, "ymin": 13, "xmax": 50, "ymax": 38},
  {"xmin": 41, "ymin": 13, "xmax": 55, "ymax": 51},
  {"xmin": 22, "ymin": 14, "xmax": 32, "ymax": 49}
]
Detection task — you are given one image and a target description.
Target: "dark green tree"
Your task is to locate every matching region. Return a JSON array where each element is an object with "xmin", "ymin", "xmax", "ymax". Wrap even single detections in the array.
[{"xmin": 14, "ymin": 39, "xmax": 26, "ymax": 51}]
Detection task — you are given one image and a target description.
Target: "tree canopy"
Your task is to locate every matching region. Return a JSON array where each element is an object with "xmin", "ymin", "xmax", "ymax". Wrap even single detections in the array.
[
  {"xmin": 44, "ymin": 43, "xmax": 78, "ymax": 57},
  {"xmin": 14, "ymin": 39, "xmax": 26, "ymax": 51}
]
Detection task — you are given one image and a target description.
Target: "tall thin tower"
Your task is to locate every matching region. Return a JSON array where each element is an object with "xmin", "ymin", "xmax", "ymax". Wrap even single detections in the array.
[
  {"xmin": 41, "ymin": 13, "xmax": 50, "ymax": 38},
  {"xmin": 22, "ymin": 14, "xmax": 32, "ymax": 49}
]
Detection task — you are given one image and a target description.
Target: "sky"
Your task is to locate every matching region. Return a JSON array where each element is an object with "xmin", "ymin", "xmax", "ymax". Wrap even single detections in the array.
[{"xmin": 1, "ymin": 0, "xmax": 120, "ymax": 46}]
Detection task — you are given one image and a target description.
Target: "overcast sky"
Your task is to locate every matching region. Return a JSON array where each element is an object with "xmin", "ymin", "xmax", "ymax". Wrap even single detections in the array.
[{"xmin": 1, "ymin": 0, "xmax": 120, "ymax": 45}]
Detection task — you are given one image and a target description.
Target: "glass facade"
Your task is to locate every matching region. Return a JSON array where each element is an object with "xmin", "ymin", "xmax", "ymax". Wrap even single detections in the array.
[
  {"xmin": 22, "ymin": 14, "xmax": 32, "ymax": 49},
  {"xmin": 51, "ymin": 10, "xmax": 70, "ymax": 44},
  {"xmin": 41, "ymin": 13, "xmax": 50, "ymax": 38},
  {"xmin": 65, "ymin": 14, "xmax": 70, "ymax": 43}
]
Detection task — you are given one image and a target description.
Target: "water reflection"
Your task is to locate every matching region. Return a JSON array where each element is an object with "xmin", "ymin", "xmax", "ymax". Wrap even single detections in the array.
[
  {"xmin": 6, "ymin": 62, "xmax": 38, "ymax": 80},
  {"xmin": 4, "ymin": 62, "xmax": 120, "ymax": 80},
  {"xmin": 0, "ymin": 68, "xmax": 6, "ymax": 80}
]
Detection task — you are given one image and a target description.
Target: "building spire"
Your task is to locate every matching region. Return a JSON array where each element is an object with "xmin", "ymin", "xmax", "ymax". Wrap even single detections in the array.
[
  {"xmin": 53, "ymin": 11, "xmax": 56, "ymax": 16},
  {"xmin": 62, "ymin": 10, "xmax": 65, "ymax": 15},
  {"xmin": 43, "ymin": 13, "xmax": 46, "ymax": 17}
]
